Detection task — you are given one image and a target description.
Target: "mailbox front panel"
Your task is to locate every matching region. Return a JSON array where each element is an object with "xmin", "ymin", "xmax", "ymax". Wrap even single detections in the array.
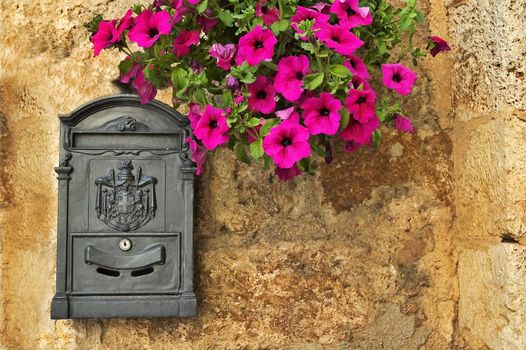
[{"xmin": 51, "ymin": 95, "xmax": 197, "ymax": 319}]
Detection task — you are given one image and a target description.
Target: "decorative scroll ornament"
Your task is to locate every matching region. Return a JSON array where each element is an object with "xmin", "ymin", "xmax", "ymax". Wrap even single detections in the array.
[
  {"xmin": 95, "ymin": 160, "xmax": 157, "ymax": 232},
  {"xmin": 105, "ymin": 117, "xmax": 149, "ymax": 132}
]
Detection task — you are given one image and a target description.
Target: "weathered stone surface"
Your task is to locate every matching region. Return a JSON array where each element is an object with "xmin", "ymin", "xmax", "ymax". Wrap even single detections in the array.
[
  {"xmin": 0, "ymin": 0, "xmax": 458, "ymax": 349},
  {"xmin": 458, "ymin": 243, "xmax": 526, "ymax": 349},
  {"xmin": 448, "ymin": 0, "xmax": 526, "ymax": 118}
]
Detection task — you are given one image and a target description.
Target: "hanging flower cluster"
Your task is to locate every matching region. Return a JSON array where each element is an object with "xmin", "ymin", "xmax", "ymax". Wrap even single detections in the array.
[{"xmin": 87, "ymin": 0, "xmax": 450, "ymax": 180}]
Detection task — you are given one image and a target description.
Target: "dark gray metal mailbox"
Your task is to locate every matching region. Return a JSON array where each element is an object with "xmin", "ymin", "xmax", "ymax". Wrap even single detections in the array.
[{"xmin": 51, "ymin": 94, "xmax": 197, "ymax": 319}]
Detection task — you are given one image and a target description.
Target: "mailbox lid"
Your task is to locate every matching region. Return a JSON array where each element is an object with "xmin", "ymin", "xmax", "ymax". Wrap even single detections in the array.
[{"xmin": 71, "ymin": 233, "xmax": 181, "ymax": 294}]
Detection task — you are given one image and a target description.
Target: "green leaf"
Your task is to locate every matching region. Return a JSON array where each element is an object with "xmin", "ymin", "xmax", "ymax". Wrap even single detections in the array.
[
  {"xmin": 218, "ymin": 10, "xmax": 235, "ymax": 27},
  {"xmin": 196, "ymin": 0, "xmax": 208, "ymax": 13},
  {"xmin": 271, "ymin": 19, "xmax": 289, "ymax": 35},
  {"xmin": 260, "ymin": 118, "xmax": 278, "ymax": 136},
  {"xmin": 339, "ymin": 108, "xmax": 350, "ymax": 131},
  {"xmin": 235, "ymin": 143, "xmax": 251, "ymax": 164},
  {"xmin": 249, "ymin": 138, "xmax": 264, "ymax": 159},
  {"xmin": 329, "ymin": 64, "xmax": 351, "ymax": 78},
  {"xmin": 303, "ymin": 73, "xmax": 324, "ymax": 90},
  {"xmin": 300, "ymin": 42, "xmax": 316, "ymax": 54},
  {"xmin": 246, "ymin": 117, "xmax": 261, "ymax": 128},
  {"xmin": 240, "ymin": 72, "xmax": 257, "ymax": 84},
  {"xmin": 171, "ymin": 67, "xmax": 188, "ymax": 92},
  {"xmin": 372, "ymin": 130, "xmax": 382, "ymax": 147},
  {"xmin": 193, "ymin": 87, "xmax": 207, "ymax": 106},
  {"xmin": 118, "ymin": 59, "xmax": 134, "ymax": 74},
  {"xmin": 222, "ymin": 90, "xmax": 233, "ymax": 106}
]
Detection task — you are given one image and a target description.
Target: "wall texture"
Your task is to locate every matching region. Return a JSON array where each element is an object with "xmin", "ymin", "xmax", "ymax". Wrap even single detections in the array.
[{"xmin": 0, "ymin": 0, "xmax": 521, "ymax": 349}]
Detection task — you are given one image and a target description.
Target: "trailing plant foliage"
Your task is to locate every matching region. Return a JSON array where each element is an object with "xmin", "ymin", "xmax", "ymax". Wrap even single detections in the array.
[{"xmin": 88, "ymin": 0, "xmax": 450, "ymax": 180}]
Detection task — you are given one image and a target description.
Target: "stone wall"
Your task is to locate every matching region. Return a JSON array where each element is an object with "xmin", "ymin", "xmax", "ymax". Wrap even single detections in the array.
[{"xmin": 0, "ymin": 0, "xmax": 520, "ymax": 349}]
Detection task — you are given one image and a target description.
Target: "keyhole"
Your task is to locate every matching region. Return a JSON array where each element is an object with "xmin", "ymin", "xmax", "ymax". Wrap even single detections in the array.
[{"xmin": 119, "ymin": 238, "xmax": 132, "ymax": 251}]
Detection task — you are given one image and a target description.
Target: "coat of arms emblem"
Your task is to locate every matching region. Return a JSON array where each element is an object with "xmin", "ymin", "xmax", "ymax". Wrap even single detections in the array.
[{"xmin": 95, "ymin": 160, "xmax": 157, "ymax": 232}]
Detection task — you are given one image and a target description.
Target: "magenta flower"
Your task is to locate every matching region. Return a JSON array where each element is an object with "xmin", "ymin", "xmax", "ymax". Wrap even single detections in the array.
[
  {"xmin": 197, "ymin": 10, "xmax": 217, "ymax": 32},
  {"xmin": 132, "ymin": 70, "xmax": 157, "ymax": 104},
  {"xmin": 193, "ymin": 105, "xmax": 230, "ymax": 150},
  {"xmin": 172, "ymin": 0, "xmax": 192, "ymax": 23},
  {"xmin": 173, "ymin": 30, "xmax": 200, "ymax": 57},
  {"xmin": 92, "ymin": 21, "xmax": 118, "ymax": 56},
  {"xmin": 275, "ymin": 164, "xmax": 302, "ymax": 181},
  {"xmin": 345, "ymin": 89, "xmax": 376, "ymax": 123},
  {"xmin": 350, "ymin": 75, "xmax": 372, "ymax": 91},
  {"xmin": 314, "ymin": 23, "xmax": 364, "ymax": 56},
  {"xmin": 301, "ymin": 92, "xmax": 342, "ymax": 136},
  {"xmin": 115, "ymin": 9, "xmax": 134, "ymax": 38},
  {"xmin": 290, "ymin": 6, "xmax": 329, "ymax": 39},
  {"xmin": 235, "ymin": 25, "xmax": 277, "ymax": 66},
  {"xmin": 263, "ymin": 120, "xmax": 311, "ymax": 168},
  {"xmin": 209, "ymin": 43, "xmax": 236, "ymax": 70},
  {"xmin": 188, "ymin": 102, "xmax": 203, "ymax": 129},
  {"xmin": 248, "ymin": 76, "xmax": 276, "ymax": 114},
  {"xmin": 330, "ymin": 0, "xmax": 372, "ymax": 29},
  {"xmin": 256, "ymin": 1, "xmax": 280, "ymax": 26},
  {"xmin": 186, "ymin": 137, "xmax": 207, "ymax": 175},
  {"xmin": 128, "ymin": 10, "xmax": 172, "ymax": 48},
  {"xmin": 276, "ymin": 107, "xmax": 298, "ymax": 121},
  {"xmin": 428, "ymin": 36, "xmax": 451, "ymax": 57},
  {"xmin": 344, "ymin": 55, "xmax": 370, "ymax": 79},
  {"xmin": 394, "ymin": 115, "xmax": 414, "ymax": 134},
  {"xmin": 275, "ymin": 55, "xmax": 310, "ymax": 102},
  {"xmin": 340, "ymin": 114, "xmax": 379, "ymax": 146},
  {"xmin": 119, "ymin": 59, "xmax": 141, "ymax": 84},
  {"xmin": 381, "ymin": 63, "xmax": 417, "ymax": 95}
]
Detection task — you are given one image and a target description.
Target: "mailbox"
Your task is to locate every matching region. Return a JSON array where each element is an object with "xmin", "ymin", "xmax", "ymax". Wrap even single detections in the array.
[{"xmin": 51, "ymin": 95, "xmax": 197, "ymax": 319}]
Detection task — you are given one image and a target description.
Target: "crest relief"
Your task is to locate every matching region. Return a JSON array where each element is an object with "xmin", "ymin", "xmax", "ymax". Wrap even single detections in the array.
[{"xmin": 95, "ymin": 160, "xmax": 157, "ymax": 232}]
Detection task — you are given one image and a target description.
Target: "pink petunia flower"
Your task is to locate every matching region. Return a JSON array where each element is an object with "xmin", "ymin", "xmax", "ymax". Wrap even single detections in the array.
[
  {"xmin": 276, "ymin": 106, "xmax": 297, "ymax": 121},
  {"xmin": 394, "ymin": 115, "xmax": 414, "ymax": 134},
  {"xmin": 290, "ymin": 6, "xmax": 330, "ymax": 39},
  {"xmin": 209, "ymin": 43, "xmax": 236, "ymax": 70},
  {"xmin": 92, "ymin": 21, "xmax": 118, "ymax": 56},
  {"xmin": 193, "ymin": 105, "xmax": 230, "ymax": 150},
  {"xmin": 172, "ymin": 0, "xmax": 193, "ymax": 23},
  {"xmin": 301, "ymin": 92, "xmax": 342, "ymax": 136},
  {"xmin": 128, "ymin": 10, "xmax": 172, "ymax": 48},
  {"xmin": 340, "ymin": 113, "xmax": 379, "ymax": 146},
  {"xmin": 119, "ymin": 59, "xmax": 141, "ymax": 84},
  {"xmin": 330, "ymin": 0, "xmax": 372, "ymax": 29},
  {"xmin": 173, "ymin": 30, "xmax": 200, "ymax": 57},
  {"xmin": 263, "ymin": 120, "xmax": 311, "ymax": 168},
  {"xmin": 186, "ymin": 137, "xmax": 207, "ymax": 175},
  {"xmin": 275, "ymin": 164, "xmax": 302, "ymax": 181},
  {"xmin": 381, "ymin": 63, "xmax": 417, "ymax": 95},
  {"xmin": 188, "ymin": 102, "xmax": 203, "ymax": 129},
  {"xmin": 428, "ymin": 36, "xmax": 451, "ymax": 57},
  {"xmin": 197, "ymin": 9, "xmax": 217, "ymax": 32},
  {"xmin": 115, "ymin": 9, "xmax": 134, "ymax": 38},
  {"xmin": 345, "ymin": 89, "xmax": 376, "ymax": 123},
  {"xmin": 132, "ymin": 70, "xmax": 157, "ymax": 104},
  {"xmin": 343, "ymin": 55, "xmax": 370, "ymax": 79},
  {"xmin": 275, "ymin": 55, "xmax": 310, "ymax": 102},
  {"xmin": 350, "ymin": 74, "xmax": 372, "ymax": 91},
  {"xmin": 236, "ymin": 25, "xmax": 277, "ymax": 66},
  {"xmin": 256, "ymin": 1, "xmax": 280, "ymax": 26},
  {"xmin": 248, "ymin": 76, "xmax": 277, "ymax": 114},
  {"xmin": 314, "ymin": 23, "xmax": 364, "ymax": 56}
]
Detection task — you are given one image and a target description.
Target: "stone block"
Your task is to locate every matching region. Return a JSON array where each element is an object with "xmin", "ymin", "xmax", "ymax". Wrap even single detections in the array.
[{"xmin": 458, "ymin": 243, "xmax": 526, "ymax": 349}]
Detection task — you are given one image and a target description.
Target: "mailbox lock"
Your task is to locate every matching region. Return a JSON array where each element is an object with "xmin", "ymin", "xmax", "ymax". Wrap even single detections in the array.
[{"xmin": 119, "ymin": 239, "xmax": 132, "ymax": 251}]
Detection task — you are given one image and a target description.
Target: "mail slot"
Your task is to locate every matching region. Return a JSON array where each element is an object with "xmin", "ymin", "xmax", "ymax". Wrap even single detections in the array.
[{"xmin": 51, "ymin": 95, "xmax": 197, "ymax": 319}]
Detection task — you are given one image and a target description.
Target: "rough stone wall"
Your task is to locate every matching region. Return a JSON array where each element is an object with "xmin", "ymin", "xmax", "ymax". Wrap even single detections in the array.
[
  {"xmin": 0, "ymin": 0, "xmax": 459, "ymax": 349},
  {"xmin": 449, "ymin": 0, "xmax": 526, "ymax": 348}
]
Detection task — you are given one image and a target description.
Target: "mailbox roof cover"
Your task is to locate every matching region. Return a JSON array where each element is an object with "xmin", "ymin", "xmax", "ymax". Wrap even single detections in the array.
[{"xmin": 51, "ymin": 95, "xmax": 197, "ymax": 319}]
